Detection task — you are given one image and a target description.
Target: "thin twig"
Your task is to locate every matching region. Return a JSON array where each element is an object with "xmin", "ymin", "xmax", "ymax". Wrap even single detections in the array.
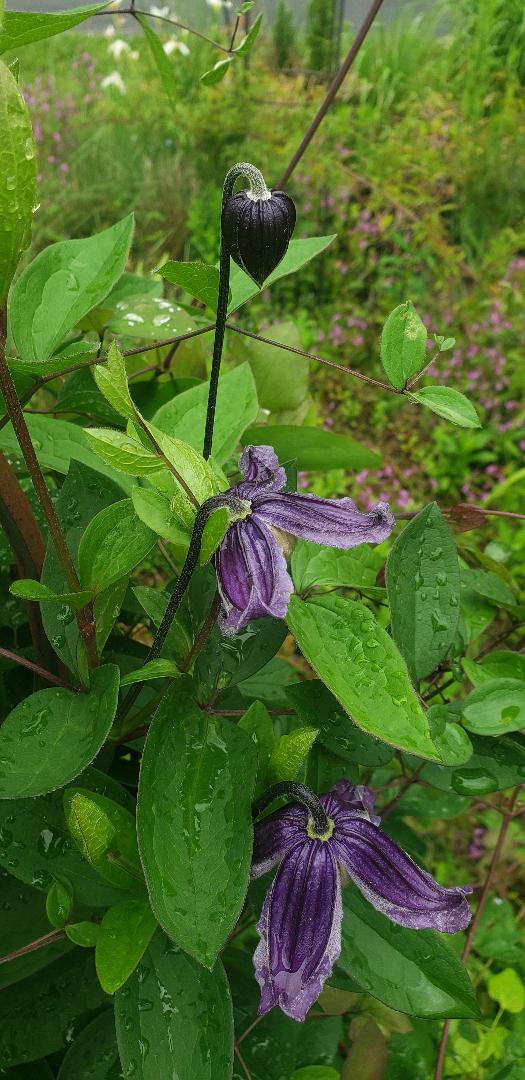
[
  {"xmin": 434, "ymin": 786, "xmax": 522, "ymax": 1079},
  {"xmin": 0, "ymin": 647, "xmax": 72, "ymax": 689},
  {"xmin": 236, "ymin": 1014, "xmax": 264, "ymax": 1046},
  {"xmin": 234, "ymin": 1043, "xmax": 254, "ymax": 1080},
  {"xmin": 276, "ymin": 0, "xmax": 386, "ymax": 187},
  {"xmin": 0, "ymin": 928, "xmax": 66, "ymax": 966},
  {"xmin": 100, "ymin": 6, "xmax": 232, "ymax": 53}
]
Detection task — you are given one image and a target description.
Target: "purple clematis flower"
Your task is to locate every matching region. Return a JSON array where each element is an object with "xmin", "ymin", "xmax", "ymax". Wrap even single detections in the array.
[
  {"xmin": 215, "ymin": 445, "xmax": 395, "ymax": 635},
  {"xmin": 251, "ymin": 780, "xmax": 472, "ymax": 1022}
]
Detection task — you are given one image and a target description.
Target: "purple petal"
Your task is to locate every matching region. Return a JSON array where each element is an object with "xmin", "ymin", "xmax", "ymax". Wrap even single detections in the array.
[
  {"xmin": 251, "ymin": 805, "xmax": 308, "ymax": 879},
  {"xmin": 332, "ymin": 818, "xmax": 472, "ymax": 933},
  {"xmin": 322, "ymin": 781, "xmax": 381, "ymax": 826},
  {"xmin": 254, "ymin": 840, "xmax": 342, "ymax": 1021},
  {"xmin": 252, "ymin": 491, "xmax": 395, "ymax": 548},
  {"xmin": 237, "ymin": 445, "xmax": 287, "ymax": 495},
  {"xmin": 215, "ymin": 516, "xmax": 293, "ymax": 635}
]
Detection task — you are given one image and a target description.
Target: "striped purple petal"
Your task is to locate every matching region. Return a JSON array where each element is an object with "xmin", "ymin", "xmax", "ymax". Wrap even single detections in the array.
[
  {"xmin": 215, "ymin": 515, "xmax": 293, "ymax": 635},
  {"xmin": 252, "ymin": 490, "xmax": 395, "ymax": 548},
  {"xmin": 251, "ymin": 804, "xmax": 308, "ymax": 879},
  {"xmin": 332, "ymin": 817, "xmax": 472, "ymax": 933},
  {"xmin": 254, "ymin": 839, "xmax": 342, "ymax": 1022}
]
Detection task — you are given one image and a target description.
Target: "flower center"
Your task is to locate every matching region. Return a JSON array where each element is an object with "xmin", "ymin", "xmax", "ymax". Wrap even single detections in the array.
[{"xmin": 307, "ymin": 815, "xmax": 335, "ymax": 842}]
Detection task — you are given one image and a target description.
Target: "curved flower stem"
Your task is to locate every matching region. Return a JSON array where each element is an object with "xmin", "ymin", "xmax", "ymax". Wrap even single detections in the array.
[
  {"xmin": 434, "ymin": 785, "xmax": 522, "ymax": 1079},
  {"xmin": 202, "ymin": 163, "xmax": 270, "ymax": 460},
  {"xmin": 252, "ymin": 781, "xmax": 329, "ymax": 837},
  {"xmin": 117, "ymin": 494, "xmax": 246, "ymax": 723}
]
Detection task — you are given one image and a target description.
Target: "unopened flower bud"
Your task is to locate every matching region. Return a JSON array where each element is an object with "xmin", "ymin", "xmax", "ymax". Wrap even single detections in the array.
[{"xmin": 222, "ymin": 187, "xmax": 296, "ymax": 287}]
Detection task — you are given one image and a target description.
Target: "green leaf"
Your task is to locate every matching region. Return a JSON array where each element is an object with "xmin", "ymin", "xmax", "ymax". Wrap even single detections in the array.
[
  {"xmin": 292, "ymin": 541, "xmax": 383, "ymax": 593},
  {"xmin": 341, "ymin": 1020, "xmax": 387, "ymax": 1080},
  {"xmin": 156, "ymin": 260, "xmax": 225, "ymax": 312},
  {"xmin": 286, "ymin": 680, "xmax": 394, "ymax": 767},
  {"xmin": 9, "ymin": 578, "xmax": 93, "ymax": 608},
  {"xmin": 429, "ymin": 713, "xmax": 473, "ymax": 766},
  {"xmin": 120, "ymin": 658, "xmax": 180, "ymax": 687},
  {"xmin": 135, "ymin": 12, "xmax": 178, "ymax": 105},
  {"xmin": 115, "ymin": 930, "xmax": 233, "ymax": 1080},
  {"xmin": 461, "ymin": 567, "xmax": 515, "ymax": 607},
  {"xmin": 0, "ymin": 665, "xmax": 119, "ymax": 798},
  {"xmin": 0, "ymin": 951, "xmax": 109, "ymax": 1069},
  {"xmin": 64, "ymin": 787, "xmax": 143, "ymax": 892},
  {"xmin": 95, "ymin": 898, "xmax": 157, "ymax": 994},
  {"xmin": 9, "ymin": 214, "xmax": 134, "ymax": 363},
  {"xmin": 408, "ymin": 386, "xmax": 481, "ymax": 428},
  {"xmin": 462, "ymin": 679, "xmax": 525, "ymax": 736},
  {"xmin": 0, "ymin": 767, "xmax": 133, "ymax": 907},
  {"xmin": 267, "ymin": 726, "xmax": 319, "ymax": 783},
  {"xmin": 462, "ymin": 650, "xmax": 525, "ymax": 687},
  {"xmin": 131, "ymin": 485, "xmax": 190, "ymax": 545},
  {"xmin": 65, "ymin": 921, "xmax": 100, "ymax": 948},
  {"xmin": 380, "ymin": 301, "xmax": 427, "ymax": 389},
  {"xmin": 235, "ymin": 11, "xmax": 263, "ymax": 54},
  {"xmin": 85, "ymin": 426, "xmax": 164, "ymax": 476},
  {"xmin": 56, "ymin": 1010, "xmax": 119, "ymax": 1080},
  {"xmin": 0, "ymin": 871, "xmax": 72, "ymax": 990},
  {"xmin": 153, "ymin": 363, "xmax": 258, "ymax": 466},
  {"xmin": 131, "ymin": 420, "xmax": 222, "ymax": 515},
  {"xmin": 45, "ymin": 877, "xmax": 73, "ymax": 928},
  {"xmin": 199, "ymin": 506, "xmax": 229, "ymax": 564},
  {"xmin": 386, "ymin": 503, "xmax": 461, "ymax": 682},
  {"xmin": 488, "ymin": 969, "xmax": 525, "ymax": 1013},
  {"xmin": 0, "ymin": 5, "xmax": 107, "ymax": 54},
  {"xmin": 0, "ymin": 413, "xmax": 133, "ymax": 490},
  {"xmin": 228, "ymin": 234, "xmax": 336, "ymax": 311},
  {"xmin": 200, "ymin": 57, "xmax": 233, "ymax": 85},
  {"xmin": 0, "ymin": 60, "xmax": 37, "ymax": 306},
  {"xmin": 78, "ymin": 498, "xmax": 156, "ymax": 593},
  {"xmin": 420, "ymin": 733, "xmax": 525, "ymax": 795},
  {"xmin": 333, "ymin": 885, "xmax": 479, "ymax": 1019},
  {"xmin": 287, "ymin": 595, "xmax": 441, "ymax": 761},
  {"xmin": 132, "ymin": 585, "xmax": 192, "ymax": 665},
  {"xmin": 234, "ymin": 319, "xmax": 310, "ymax": 413},
  {"xmin": 137, "ymin": 682, "xmax": 257, "ymax": 967},
  {"xmin": 238, "ymin": 700, "xmax": 275, "ymax": 794},
  {"xmin": 292, "ymin": 1071, "xmax": 340, "ymax": 1080},
  {"xmin": 93, "ymin": 340, "xmax": 136, "ymax": 422},
  {"xmin": 241, "ymin": 425, "xmax": 381, "ymax": 471}
]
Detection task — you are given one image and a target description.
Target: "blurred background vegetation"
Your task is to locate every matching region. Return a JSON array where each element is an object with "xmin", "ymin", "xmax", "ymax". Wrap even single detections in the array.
[{"xmin": 10, "ymin": 0, "xmax": 525, "ymax": 577}]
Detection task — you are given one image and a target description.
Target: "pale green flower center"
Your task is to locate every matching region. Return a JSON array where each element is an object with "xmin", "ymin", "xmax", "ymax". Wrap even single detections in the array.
[{"xmin": 307, "ymin": 815, "xmax": 335, "ymax": 842}]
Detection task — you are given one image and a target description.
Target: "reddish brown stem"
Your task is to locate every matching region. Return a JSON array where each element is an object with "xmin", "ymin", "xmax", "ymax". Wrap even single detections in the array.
[
  {"xmin": 0, "ymin": 928, "xmax": 66, "ymax": 966},
  {"xmin": 0, "ymin": 647, "xmax": 71, "ymax": 689}
]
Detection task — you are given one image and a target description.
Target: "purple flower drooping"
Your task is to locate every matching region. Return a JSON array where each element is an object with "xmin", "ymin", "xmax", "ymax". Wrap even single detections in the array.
[
  {"xmin": 215, "ymin": 445, "xmax": 395, "ymax": 635},
  {"xmin": 251, "ymin": 780, "xmax": 472, "ymax": 1022}
]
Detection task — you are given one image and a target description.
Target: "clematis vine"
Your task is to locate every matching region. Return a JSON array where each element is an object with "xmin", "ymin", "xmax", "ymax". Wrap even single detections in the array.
[
  {"xmin": 251, "ymin": 779, "xmax": 472, "ymax": 1021},
  {"xmin": 215, "ymin": 444, "xmax": 395, "ymax": 634}
]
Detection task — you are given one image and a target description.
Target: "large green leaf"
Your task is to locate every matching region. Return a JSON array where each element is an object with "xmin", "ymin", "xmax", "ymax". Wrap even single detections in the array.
[
  {"xmin": 156, "ymin": 260, "xmax": 223, "ymax": 311},
  {"xmin": 287, "ymin": 595, "xmax": 441, "ymax": 761},
  {"xmin": 78, "ymin": 498, "xmax": 156, "ymax": 593},
  {"xmin": 0, "ymin": 664, "xmax": 119, "ymax": 798},
  {"xmin": 0, "ymin": 951, "xmax": 108, "ymax": 1069},
  {"xmin": 0, "ymin": 767, "xmax": 132, "ymax": 907},
  {"xmin": 0, "ymin": 413, "xmax": 133, "ymax": 489},
  {"xmin": 380, "ymin": 301, "xmax": 426, "ymax": 389},
  {"xmin": 333, "ymin": 885, "xmax": 479, "ymax": 1019},
  {"xmin": 137, "ymin": 682, "xmax": 257, "ymax": 967},
  {"xmin": 291, "ymin": 541, "xmax": 383, "ymax": 593},
  {"xmin": 40, "ymin": 461, "xmax": 129, "ymax": 675},
  {"xmin": 228, "ymin": 234, "xmax": 336, "ymax": 311},
  {"xmin": 0, "ymin": 59, "xmax": 36, "ymax": 306},
  {"xmin": 386, "ymin": 504, "xmax": 461, "ymax": 682},
  {"xmin": 420, "ymin": 733, "xmax": 525, "ymax": 795},
  {"xmin": 56, "ymin": 1010, "xmax": 119, "ymax": 1080},
  {"xmin": 0, "ymin": 5, "xmax": 107, "ymax": 54},
  {"xmin": 153, "ymin": 363, "xmax": 259, "ymax": 466},
  {"xmin": 9, "ymin": 214, "xmax": 134, "ymax": 362},
  {"xmin": 408, "ymin": 386, "xmax": 481, "ymax": 428},
  {"xmin": 241, "ymin": 425, "xmax": 381, "ymax": 470},
  {"xmin": 286, "ymin": 680, "xmax": 394, "ymax": 766},
  {"xmin": 0, "ymin": 870, "xmax": 72, "ymax": 990},
  {"xmin": 233, "ymin": 320, "xmax": 310, "ymax": 413},
  {"xmin": 115, "ymin": 930, "xmax": 233, "ymax": 1080},
  {"xmin": 95, "ymin": 898, "xmax": 157, "ymax": 993}
]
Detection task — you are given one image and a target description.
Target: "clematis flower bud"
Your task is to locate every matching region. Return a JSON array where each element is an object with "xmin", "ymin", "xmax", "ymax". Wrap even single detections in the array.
[{"xmin": 222, "ymin": 185, "xmax": 296, "ymax": 287}]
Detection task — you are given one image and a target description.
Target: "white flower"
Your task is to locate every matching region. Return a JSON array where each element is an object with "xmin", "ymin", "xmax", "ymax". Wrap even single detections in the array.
[
  {"xmin": 108, "ymin": 38, "xmax": 131, "ymax": 59},
  {"xmin": 163, "ymin": 37, "xmax": 190, "ymax": 56},
  {"xmin": 103, "ymin": 24, "xmax": 116, "ymax": 38},
  {"xmin": 206, "ymin": 0, "xmax": 233, "ymax": 9},
  {"xmin": 150, "ymin": 4, "xmax": 170, "ymax": 16},
  {"xmin": 101, "ymin": 71, "xmax": 126, "ymax": 94}
]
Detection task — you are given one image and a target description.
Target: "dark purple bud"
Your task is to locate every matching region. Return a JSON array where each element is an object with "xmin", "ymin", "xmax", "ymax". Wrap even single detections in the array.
[{"xmin": 222, "ymin": 189, "xmax": 296, "ymax": 287}]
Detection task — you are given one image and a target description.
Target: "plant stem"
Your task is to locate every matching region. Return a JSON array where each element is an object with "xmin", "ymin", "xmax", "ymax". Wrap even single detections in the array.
[
  {"xmin": 0, "ymin": 928, "xmax": 66, "ymax": 966},
  {"xmin": 203, "ymin": 162, "xmax": 271, "ymax": 460},
  {"xmin": 0, "ymin": 311, "xmax": 98, "ymax": 671},
  {"xmin": 0, "ymin": 647, "xmax": 71, "ymax": 689},
  {"xmin": 252, "ymin": 781, "xmax": 329, "ymax": 836},
  {"xmin": 434, "ymin": 786, "xmax": 521, "ymax": 1079},
  {"xmin": 276, "ymin": 0, "xmax": 386, "ymax": 188},
  {"xmin": 179, "ymin": 591, "xmax": 221, "ymax": 673},
  {"xmin": 101, "ymin": 6, "xmax": 232, "ymax": 54}
]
